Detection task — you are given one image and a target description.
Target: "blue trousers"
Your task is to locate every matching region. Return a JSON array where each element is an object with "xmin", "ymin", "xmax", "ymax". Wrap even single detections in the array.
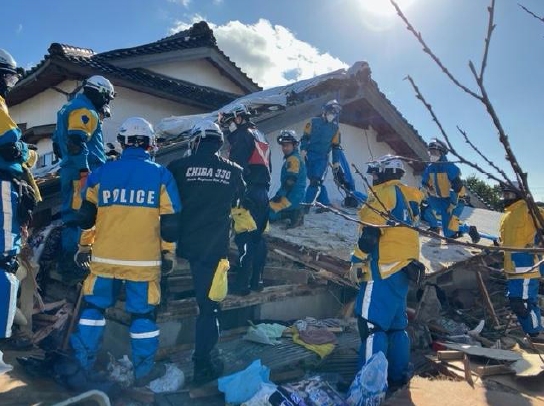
[
  {"xmin": 427, "ymin": 196, "xmax": 460, "ymax": 238},
  {"xmin": 60, "ymin": 167, "xmax": 83, "ymax": 255},
  {"xmin": 189, "ymin": 258, "xmax": 221, "ymax": 362},
  {"xmin": 507, "ymin": 278, "xmax": 542, "ymax": 335},
  {"xmin": 0, "ymin": 270, "xmax": 19, "ymax": 338},
  {"xmin": 70, "ymin": 275, "xmax": 160, "ymax": 380},
  {"xmin": 304, "ymin": 154, "xmax": 330, "ymax": 206},
  {"xmin": 355, "ymin": 269, "xmax": 410, "ymax": 384}
]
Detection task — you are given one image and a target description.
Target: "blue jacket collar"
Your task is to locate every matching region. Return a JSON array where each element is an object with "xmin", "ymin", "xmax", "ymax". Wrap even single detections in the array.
[{"xmin": 121, "ymin": 147, "xmax": 150, "ymax": 160}]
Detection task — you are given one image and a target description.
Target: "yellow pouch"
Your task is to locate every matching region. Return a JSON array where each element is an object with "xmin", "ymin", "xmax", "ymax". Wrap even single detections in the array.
[
  {"xmin": 208, "ymin": 258, "xmax": 230, "ymax": 302},
  {"xmin": 231, "ymin": 207, "xmax": 257, "ymax": 234}
]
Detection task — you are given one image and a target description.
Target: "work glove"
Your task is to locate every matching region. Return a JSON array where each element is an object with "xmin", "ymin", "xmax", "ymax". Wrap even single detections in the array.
[
  {"xmin": 271, "ymin": 195, "xmax": 283, "ymax": 203},
  {"xmin": 74, "ymin": 245, "xmax": 92, "ymax": 271},
  {"xmin": 348, "ymin": 262, "xmax": 367, "ymax": 285},
  {"xmin": 161, "ymin": 251, "xmax": 175, "ymax": 275},
  {"xmin": 231, "ymin": 207, "xmax": 257, "ymax": 234},
  {"xmin": 79, "ymin": 170, "xmax": 89, "ymax": 190},
  {"xmin": 357, "ymin": 226, "xmax": 381, "ymax": 254},
  {"xmin": 300, "ymin": 150, "xmax": 307, "ymax": 160}
]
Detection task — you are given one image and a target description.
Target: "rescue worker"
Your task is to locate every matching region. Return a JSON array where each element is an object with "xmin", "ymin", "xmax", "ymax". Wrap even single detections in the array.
[
  {"xmin": 167, "ymin": 120, "xmax": 245, "ymax": 385},
  {"xmin": 0, "ymin": 49, "xmax": 38, "ymax": 340},
  {"xmin": 70, "ymin": 117, "xmax": 181, "ymax": 387},
  {"xmin": 269, "ymin": 130, "xmax": 306, "ymax": 228},
  {"xmin": 301, "ymin": 99, "xmax": 342, "ymax": 210},
  {"xmin": 219, "ymin": 104, "xmax": 270, "ymax": 296},
  {"xmin": 349, "ymin": 155, "xmax": 424, "ymax": 387},
  {"xmin": 53, "ymin": 75, "xmax": 115, "ymax": 271},
  {"xmin": 499, "ymin": 181, "xmax": 543, "ymax": 337},
  {"xmin": 421, "ymin": 138, "xmax": 480, "ymax": 242}
]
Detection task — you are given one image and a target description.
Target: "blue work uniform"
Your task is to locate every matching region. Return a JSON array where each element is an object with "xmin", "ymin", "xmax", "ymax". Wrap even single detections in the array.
[
  {"xmin": 269, "ymin": 149, "xmax": 306, "ymax": 220},
  {"xmin": 352, "ymin": 180, "xmax": 421, "ymax": 384},
  {"xmin": 0, "ymin": 95, "xmax": 30, "ymax": 339},
  {"xmin": 69, "ymin": 147, "xmax": 181, "ymax": 380},
  {"xmin": 53, "ymin": 93, "xmax": 107, "ymax": 254},
  {"xmin": 300, "ymin": 116, "xmax": 341, "ymax": 206},
  {"xmin": 500, "ymin": 200, "xmax": 544, "ymax": 336},
  {"xmin": 421, "ymin": 157, "xmax": 463, "ymax": 238}
]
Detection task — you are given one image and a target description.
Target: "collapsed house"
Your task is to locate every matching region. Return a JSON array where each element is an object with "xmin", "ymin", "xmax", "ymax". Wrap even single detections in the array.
[{"xmin": 2, "ymin": 20, "xmax": 541, "ymax": 406}]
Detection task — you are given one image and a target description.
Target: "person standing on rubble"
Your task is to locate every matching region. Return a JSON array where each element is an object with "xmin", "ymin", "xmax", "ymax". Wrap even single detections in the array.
[
  {"xmin": 348, "ymin": 155, "xmax": 424, "ymax": 388},
  {"xmin": 168, "ymin": 120, "xmax": 245, "ymax": 385},
  {"xmin": 499, "ymin": 181, "xmax": 544, "ymax": 338},
  {"xmin": 69, "ymin": 117, "xmax": 181, "ymax": 387},
  {"xmin": 52, "ymin": 75, "xmax": 115, "ymax": 275},
  {"xmin": 421, "ymin": 138, "xmax": 480, "ymax": 243},
  {"xmin": 0, "ymin": 49, "xmax": 39, "ymax": 340},
  {"xmin": 300, "ymin": 99, "xmax": 342, "ymax": 211},
  {"xmin": 269, "ymin": 130, "xmax": 306, "ymax": 228},
  {"xmin": 219, "ymin": 104, "xmax": 270, "ymax": 296}
]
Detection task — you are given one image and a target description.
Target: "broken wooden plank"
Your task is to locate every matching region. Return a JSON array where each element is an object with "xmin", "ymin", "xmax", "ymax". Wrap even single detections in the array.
[
  {"xmin": 476, "ymin": 270, "xmax": 501, "ymax": 328},
  {"xmin": 263, "ymin": 266, "xmax": 309, "ymax": 285},
  {"xmin": 437, "ymin": 350, "xmax": 464, "ymax": 361},
  {"xmin": 441, "ymin": 343, "xmax": 522, "ymax": 362}
]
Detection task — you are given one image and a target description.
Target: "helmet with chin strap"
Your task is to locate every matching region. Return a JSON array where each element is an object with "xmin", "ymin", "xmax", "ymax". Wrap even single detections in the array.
[
  {"xmin": 0, "ymin": 49, "xmax": 22, "ymax": 97},
  {"xmin": 190, "ymin": 120, "xmax": 224, "ymax": 153},
  {"xmin": 117, "ymin": 117, "xmax": 155, "ymax": 150},
  {"xmin": 428, "ymin": 138, "xmax": 448, "ymax": 155},
  {"xmin": 277, "ymin": 130, "xmax": 299, "ymax": 146}
]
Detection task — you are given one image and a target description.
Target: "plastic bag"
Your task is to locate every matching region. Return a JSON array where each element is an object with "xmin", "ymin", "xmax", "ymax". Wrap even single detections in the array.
[
  {"xmin": 0, "ymin": 350, "xmax": 13, "ymax": 375},
  {"xmin": 218, "ymin": 359, "xmax": 271, "ymax": 404},
  {"xmin": 149, "ymin": 364, "xmax": 185, "ymax": 393},
  {"xmin": 208, "ymin": 258, "xmax": 230, "ymax": 302},
  {"xmin": 346, "ymin": 352, "xmax": 388, "ymax": 406}
]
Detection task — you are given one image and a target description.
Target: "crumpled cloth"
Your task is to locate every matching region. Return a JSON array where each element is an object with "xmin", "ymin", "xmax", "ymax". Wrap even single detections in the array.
[
  {"xmin": 291, "ymin": 327, "xmax": 336, "ymax": 358},
  {"xmin": 299, "ymin": 327, "xmax": 337, "ymax": 345},
  {"xmin": 218, "ymin": 359, "xmax": 271, "ymax": 404},
  {"xmin": 243, "ymin": 323, "xmax": 287, "ymax": 345}
]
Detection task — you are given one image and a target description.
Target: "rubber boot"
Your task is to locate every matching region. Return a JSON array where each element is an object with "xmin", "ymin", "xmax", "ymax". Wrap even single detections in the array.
[
  {"xmin": 468, "ymin": 225, "xmax": 481, "ymax": 243},
  {"xmin": 286, "ymin": 209, "xmax": 304, "ymax": 229},
  {"xmin": 193, "ymin": 356, "xmax": 224, "ymax": 386}
]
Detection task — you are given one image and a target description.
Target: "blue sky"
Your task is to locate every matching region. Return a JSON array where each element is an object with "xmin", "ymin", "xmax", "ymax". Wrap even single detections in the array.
[{"xmin": 3, "ymin": 0, "xmax": 544, "ymax": 199}]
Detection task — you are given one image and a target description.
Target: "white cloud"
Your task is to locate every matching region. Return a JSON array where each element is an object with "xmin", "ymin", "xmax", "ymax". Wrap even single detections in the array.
[
  {"xmin": 16, "ymin": 24, "xmax": 22, "ymax": 34},
  {"xmin": 169, "ymin": 17, "xmax": 348, "ymax": 88},
  {"xmin": 168, "ymin": 0, "xmax": 191, "ymax": 8}
]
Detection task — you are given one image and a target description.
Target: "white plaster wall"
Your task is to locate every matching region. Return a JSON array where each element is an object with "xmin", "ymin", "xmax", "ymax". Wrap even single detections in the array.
[
  {"xmin": 9, "ymin": 81, "xmax": 207, "ymax": 156},
  {"xmin": 99, "ymin": 86, "xmax": 205, "ymax": 144},
  {"xmin": 10, "ymin": 80, "xmax": 79, "ymax": 129},
  {"xmin": 147, "ymin": 60, "xmax": 245, "ymax": 95},
  {"xmin": 265, "ymin": 121, "xmax": 422, "ymax": 204}
]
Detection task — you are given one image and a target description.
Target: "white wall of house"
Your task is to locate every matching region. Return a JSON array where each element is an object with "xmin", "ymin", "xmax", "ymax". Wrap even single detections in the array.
[
  {"xmin": 147, "ymin": 60, "xmax": 246, "ymax": 95},
  {"xmin": 9, "ymin": 80, "xmax": 207, "ymax": 156},
  {"xmin": 265, "ymin": 121, "xmax": 422, "ymax": 204}
]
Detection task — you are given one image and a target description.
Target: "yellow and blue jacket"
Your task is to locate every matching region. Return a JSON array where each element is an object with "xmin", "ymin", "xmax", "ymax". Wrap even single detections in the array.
[
  {"xmin": 79, "ymin": 147, "xmax": 181, "ymax": 281},
  {"xmin": 0, "ymin": 96, "xmax": 29, "ymax": 176},
  {"xmin": 53, "ymin": 93, "xmax": 106, "ymax": 171},
  {"xmin": 422, "ymin": 158, "xmax": 461, "ymax": 199},
  {"xmin": 353, "ymin": 180, "xmax": 421, "ymax": 280},
  {"xmin": 500, "ymin": 200, "xmax": 544, "ymax": 280},
  {"xmin": 300, "ymin": 117, "xmax": 341, "ymax": 162}
]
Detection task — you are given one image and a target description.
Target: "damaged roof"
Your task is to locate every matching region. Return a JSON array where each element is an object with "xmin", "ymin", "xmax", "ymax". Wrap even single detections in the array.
[{"xmin": 7, "ymin": 22, "xmax": 259, "ymax": 110}]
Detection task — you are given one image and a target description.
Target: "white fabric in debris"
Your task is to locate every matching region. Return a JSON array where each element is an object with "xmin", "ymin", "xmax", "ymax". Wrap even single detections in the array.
[
  {"xmin": 149, "ymin": 364, "xmax": 185, "ymax": 393},
  {"xmin": 0, "ymin": 350, "xmax": 13, "ymax": 375}
]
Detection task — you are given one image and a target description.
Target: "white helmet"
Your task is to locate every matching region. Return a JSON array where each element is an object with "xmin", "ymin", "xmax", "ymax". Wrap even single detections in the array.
[
  {"xmin": 378, "ymin": 154, "xmax": 405, "ymax": 174},
  {"xmin": 117, "ymin": 117, "xmax": 155, "ymax": 148},
  {"xmin": 191, "ymin": 120, "xmax": 224, "ymax": 144},
  {"xmin": 0, "ymin": 49, "xmax": 18, "ymax": 75},
  {"xmin": 84, "ymin": 75, "xmax": 115, "ymax": 101}
]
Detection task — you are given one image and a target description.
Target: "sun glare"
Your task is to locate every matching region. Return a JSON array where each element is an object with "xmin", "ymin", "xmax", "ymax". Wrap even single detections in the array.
[{"xmin": 360, "ymin": 0, "xmax": 416, "ymax": 17}]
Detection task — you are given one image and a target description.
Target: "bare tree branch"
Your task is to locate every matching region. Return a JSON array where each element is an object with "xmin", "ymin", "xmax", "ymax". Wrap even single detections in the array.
[
  {"xmin": 479, "ymin": 1, "xmax": 496, "ymax": 80},
  {"xmin": 395, "ymin": 0, "xmax": 544, "ymax": 242},
  {"xmin": 519, "ymin": 3, "xmax": 544, "ymax": 23},
  {"xmin": 404, "ymin": 75, "xmax": 506, "ymax": 186},
  {"xmin": 457, "ymin": 125, "xmax": 510, "ymax": 184},
  {"xmin": 390, "ymin": 0, "xmax": 482, "ymax": 100}
]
